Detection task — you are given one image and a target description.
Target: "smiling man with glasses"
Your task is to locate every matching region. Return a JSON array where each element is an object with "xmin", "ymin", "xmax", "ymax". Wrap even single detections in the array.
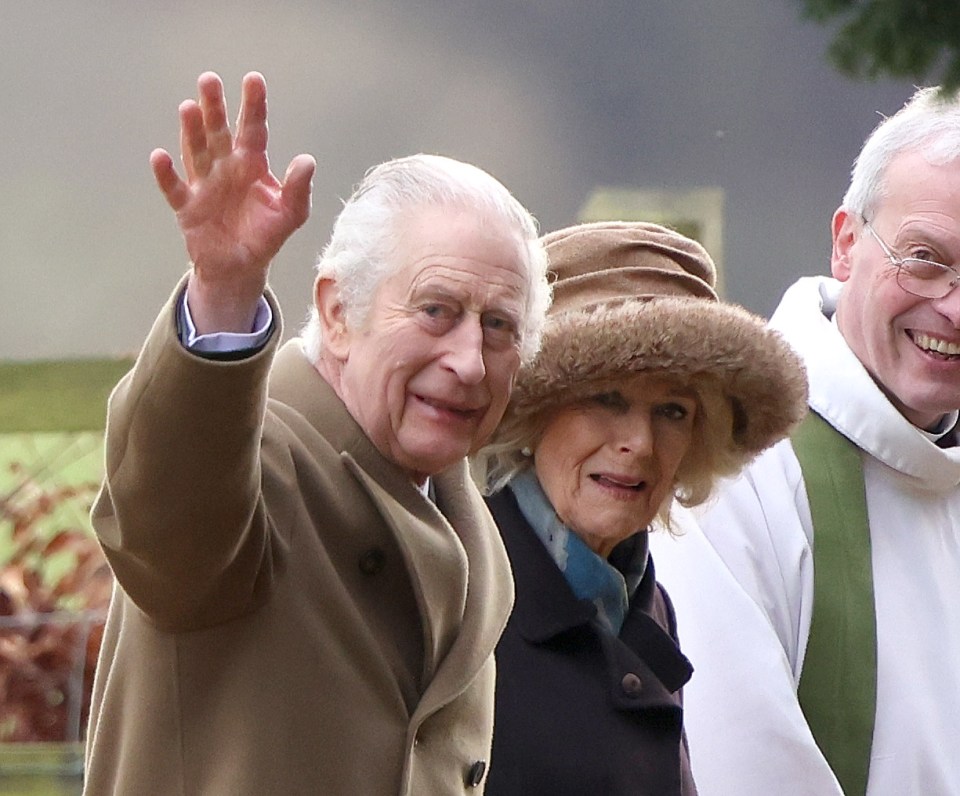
[{"xmin": 648, "ymin": 86, "xmax": 960, "ymax": 796}]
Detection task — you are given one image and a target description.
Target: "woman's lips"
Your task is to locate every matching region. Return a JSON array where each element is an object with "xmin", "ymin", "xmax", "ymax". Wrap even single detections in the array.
[{"xmin": 591, "ymin": 473, "xmax": 644, "ymax": 491}]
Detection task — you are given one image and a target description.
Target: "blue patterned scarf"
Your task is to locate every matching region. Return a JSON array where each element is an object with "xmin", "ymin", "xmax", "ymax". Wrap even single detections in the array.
[{"xmin": 508, "ymin": 469, "xmax": 648, "ymax": 634}]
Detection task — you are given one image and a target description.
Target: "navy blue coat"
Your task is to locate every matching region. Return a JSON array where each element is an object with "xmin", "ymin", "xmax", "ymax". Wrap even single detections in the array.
[{"xmin": 485, "ymin": 489, "xmax": 698, "ymax": 795}]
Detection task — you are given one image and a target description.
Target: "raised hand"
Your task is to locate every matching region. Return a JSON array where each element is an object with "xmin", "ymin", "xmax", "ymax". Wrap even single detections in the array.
[{"xmin": 150, "ymin": 71, "xmax": 316, "ymax": 334}]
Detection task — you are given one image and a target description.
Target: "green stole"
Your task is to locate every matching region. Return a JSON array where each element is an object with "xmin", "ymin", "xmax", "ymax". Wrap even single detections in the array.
[{"xmin": 791, "ymin": 410, "xmax": 875, "ymax": 796}]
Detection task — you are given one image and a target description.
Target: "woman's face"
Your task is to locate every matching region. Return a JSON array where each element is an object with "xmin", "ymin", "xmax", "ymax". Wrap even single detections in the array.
[{"xmin": 533, "ymin": 373, "xmax": 698, "ymax": 558}]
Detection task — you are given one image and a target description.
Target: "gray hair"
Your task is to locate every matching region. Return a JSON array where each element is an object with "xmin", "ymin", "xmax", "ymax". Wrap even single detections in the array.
[
  {"xmin": 301, "ymin": 153, "xmax": 551, "ymax": 364},
  {"xmin": 843, "ymin": 86, "xmax": 960, "ymax": 218}
]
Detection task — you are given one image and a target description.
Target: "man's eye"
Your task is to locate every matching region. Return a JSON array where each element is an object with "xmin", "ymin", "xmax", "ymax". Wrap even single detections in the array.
[
  {"xmin": 908, "ymin": 247, "xmax": 944, "ymax": 264},
  {"xmin": 417, "ymin": 303, "xmax": 459, "ymax": 335},
  {"xmin": 421, "ymin": 304, "xmax": 455, "ymax": 321},
  {"xmin": 481, "ymin": 313, "xmax": 519, "ymax": 346}
]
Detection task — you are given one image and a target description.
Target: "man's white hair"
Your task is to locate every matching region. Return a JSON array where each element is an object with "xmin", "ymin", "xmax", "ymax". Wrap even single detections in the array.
[
  {"xmin": 844, "ymin": 86, "xmax": 960, "ymax": 218},
  {"xmin": 301, "ymin": 153, "xmax": 551, "ymax": 364}
]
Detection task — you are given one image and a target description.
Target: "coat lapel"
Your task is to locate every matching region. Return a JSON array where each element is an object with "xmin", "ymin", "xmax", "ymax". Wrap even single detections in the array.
[
  {"xmin": 269, "ymin": 339, "xmax": 512, "ymax": 717},
  {"xmin": 343, "ymin": 461, "xmax": 468, "ymax": 687},
  {"xmin": 411, "ymin": 467, "xmax": 513, "ymax": 719},
  {"xmin": 490, "ymin": 489, "xmax": 692, "ymax": 709},
  {"xmin": 618, "ymin": 556, "xmax": 693, "ymax": 694}
]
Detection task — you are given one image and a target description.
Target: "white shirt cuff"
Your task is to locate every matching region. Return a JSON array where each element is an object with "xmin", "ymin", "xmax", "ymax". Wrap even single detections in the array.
[{"xmin": 178, "ymin": 289, "xmax": 273, "ymax": 353}]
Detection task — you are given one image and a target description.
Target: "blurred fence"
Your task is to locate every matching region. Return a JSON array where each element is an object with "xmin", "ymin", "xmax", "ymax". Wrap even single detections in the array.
[{"xmin": 0, "ymin": 360, "xmax": 129, "ymax": 794}]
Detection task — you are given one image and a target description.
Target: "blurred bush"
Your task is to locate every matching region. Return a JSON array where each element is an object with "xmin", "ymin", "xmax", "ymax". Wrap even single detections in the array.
[{"xmin": 0, "ymin": 433, "xmax": 112, "ymax": 746}]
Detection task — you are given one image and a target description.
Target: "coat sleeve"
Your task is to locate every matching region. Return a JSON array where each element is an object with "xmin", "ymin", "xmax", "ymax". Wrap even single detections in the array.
[
  {"xmin": 91, "ymin": 278, "xmax": 282, "ymax": 631},
  {"xmin": 649, "ymin": 449, "xmax": 843, "ymax": 796}
]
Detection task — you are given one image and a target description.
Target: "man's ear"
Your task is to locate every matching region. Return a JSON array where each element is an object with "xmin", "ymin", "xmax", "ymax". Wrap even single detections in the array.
[
  {"xmin": 314, "ymin": 277, "xmax": 351, "ymax": 360},
  {"xmin": 831, "ymin": 208, "xmax": 858, "ymax": 282}
]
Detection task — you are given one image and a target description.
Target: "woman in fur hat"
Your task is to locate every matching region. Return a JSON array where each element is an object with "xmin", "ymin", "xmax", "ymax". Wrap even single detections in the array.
[{"xmin": 477, "ymin": 221, "xmax": 808, "ymax": 795}]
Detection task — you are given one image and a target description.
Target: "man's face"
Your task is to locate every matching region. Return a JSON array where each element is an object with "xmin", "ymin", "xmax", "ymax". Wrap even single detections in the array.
[
  {"xmin": 832, "ymin": 149, "xmax": 960, "ymax": 429},
  {"xmin": 327, "ymin": 205, "xmax": 529, "ymax": 481}
]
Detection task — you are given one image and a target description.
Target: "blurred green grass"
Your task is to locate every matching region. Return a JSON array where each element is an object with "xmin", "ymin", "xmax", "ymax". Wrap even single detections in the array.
[
  {"xmin": 0, "ymin": 359, "xmax": 131, "ymax": 563},
  {"xmin": 0, "ymin": 359, "xmax": 133, "ymax": 433},
  {"xmin": 0, "ymin": 433, "xmax": 106, "ymax": 569}
]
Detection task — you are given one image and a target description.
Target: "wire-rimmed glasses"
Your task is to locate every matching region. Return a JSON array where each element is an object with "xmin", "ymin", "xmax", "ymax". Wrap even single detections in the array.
[{"xmin": 862, "ymin": 221, "xmax": 960, "ymax": 299}]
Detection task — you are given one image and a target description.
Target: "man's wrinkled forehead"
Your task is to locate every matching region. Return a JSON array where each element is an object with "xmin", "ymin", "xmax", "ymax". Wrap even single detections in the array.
[{"xmin": 390, "ymin": 205, "xmax": 529, "ymax": 285}]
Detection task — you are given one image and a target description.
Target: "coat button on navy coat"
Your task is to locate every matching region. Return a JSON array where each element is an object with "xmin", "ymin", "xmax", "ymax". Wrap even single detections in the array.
[
  {"xmin": 358, "ymin": 547, "xmax": 386, "ymax": 575},
  {"xmin": 621, "ymin": 672, "xmax": 643, "ymax": 697},
  {"xmin": 465, "ymin": 759, "xmax": 486, "ymax": 787}
]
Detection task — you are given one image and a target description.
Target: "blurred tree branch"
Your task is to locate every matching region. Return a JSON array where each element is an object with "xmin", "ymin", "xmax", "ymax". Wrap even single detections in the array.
[{"xmin": 798, "ymin": 0, "xmax": 960, "ymax": 91}]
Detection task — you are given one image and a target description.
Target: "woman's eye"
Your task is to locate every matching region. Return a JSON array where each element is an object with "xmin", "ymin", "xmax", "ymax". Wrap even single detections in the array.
[
  {"xmin": 658, "ymin": 402, "xmax": 690, "ymax": 421},
  {"xmin": 590, "ymin": 392, "xmax": 627, "ymax": 411}
]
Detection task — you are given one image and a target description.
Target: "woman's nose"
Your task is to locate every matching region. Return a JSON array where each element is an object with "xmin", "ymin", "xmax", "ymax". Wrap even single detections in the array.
[{"xmin": 615, "ymin": 413, "xmax": 654, "ymax": 456}]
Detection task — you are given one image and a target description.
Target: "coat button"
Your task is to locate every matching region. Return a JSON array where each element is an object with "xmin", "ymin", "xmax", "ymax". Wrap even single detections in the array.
[
  {"xmin": 358, "ymin": 547, "xmax": 386, "ymax": 575},
  {"xmin": 465, "ymin": 760, "xmax": 486, "ymax": 788},
  {"xmin": 621, "ymin": 672, "xmax": 643, "ymax": 697}
]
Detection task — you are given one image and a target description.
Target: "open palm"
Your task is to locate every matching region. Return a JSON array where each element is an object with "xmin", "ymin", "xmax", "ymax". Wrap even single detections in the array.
[{"xmin": 151, "ymin": 72, "xmax": 315, "ymax": 332}]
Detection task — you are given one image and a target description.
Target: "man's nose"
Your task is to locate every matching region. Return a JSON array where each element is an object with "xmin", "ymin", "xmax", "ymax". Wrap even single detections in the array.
[
  {"xmin": 442, "ymin": 316, "xmax": 486, "ymax": 384},
  {"xmin": 931, "ymin": 282, "xmax": 960, "ymax": 327}
]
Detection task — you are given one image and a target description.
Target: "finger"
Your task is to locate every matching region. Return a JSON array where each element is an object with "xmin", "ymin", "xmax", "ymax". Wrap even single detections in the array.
[
  {"xmin": 178, "ymin": 100, "xmax": 208, "ymax": 180},
  {"xmin": 197, "ymin": 71, "xmax": 233, "ymax": 159},
  {"xmin": 235, "ymin": 71, "xmax": 268, "ymax": 154},
  {"xmin": 280, "ymin": 154, "xmax": 317, "ymax": 229},
  {"xmin": 150, "ymin": 148, "xmax": 190, "ymax": 211}
]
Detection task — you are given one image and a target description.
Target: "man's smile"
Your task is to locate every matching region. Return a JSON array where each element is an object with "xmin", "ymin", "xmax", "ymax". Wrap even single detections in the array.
[{"xmin": 910, "ymin": 330, "xmax": 960, "ymax": 358}]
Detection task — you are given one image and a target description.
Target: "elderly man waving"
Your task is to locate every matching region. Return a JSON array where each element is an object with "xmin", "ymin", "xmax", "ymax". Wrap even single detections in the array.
[{"xmin": 83, "ymin": 71, "xmax": 550, "ymax": 795}]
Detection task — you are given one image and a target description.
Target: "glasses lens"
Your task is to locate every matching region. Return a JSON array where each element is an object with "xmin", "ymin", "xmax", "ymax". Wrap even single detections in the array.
[{"xmin": 897, "ymin": 259, "xmax": 954, "ymax": 298}]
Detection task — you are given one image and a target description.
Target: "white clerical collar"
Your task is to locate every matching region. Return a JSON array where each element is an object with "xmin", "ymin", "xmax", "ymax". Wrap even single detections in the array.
[
  {"xmin": 920, "ymin": 411, "xmax": 959, "ymax": 444},
  {"xmin": 829, "ymin": 314, "xmax": 959, "ymax": 443}
]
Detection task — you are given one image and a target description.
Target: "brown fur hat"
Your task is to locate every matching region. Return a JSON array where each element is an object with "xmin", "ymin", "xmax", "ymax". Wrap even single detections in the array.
[{"xmin": 503, "ymin": 221, "xmax": 808, "ymax": 464}]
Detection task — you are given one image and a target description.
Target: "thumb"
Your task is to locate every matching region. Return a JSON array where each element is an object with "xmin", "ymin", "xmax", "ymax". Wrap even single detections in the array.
[{"xmin": 281, "ymin": 154, "xmax": 316, "ymax": 229}]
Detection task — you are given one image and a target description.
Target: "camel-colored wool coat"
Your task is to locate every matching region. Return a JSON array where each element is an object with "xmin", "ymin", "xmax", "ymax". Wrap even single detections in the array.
[{"xmin": 83, "ymin": 284, "xmax": 514, "ymax": 795}]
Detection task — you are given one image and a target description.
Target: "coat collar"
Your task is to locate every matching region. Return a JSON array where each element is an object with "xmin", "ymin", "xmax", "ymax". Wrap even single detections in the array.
[
  {"xmin": 269, "ymin": 339, "xmax": 514, "ymax": 718},
  {"xmin": 488, "ymin": 488, "xmax": 692, "ymax": 696}
]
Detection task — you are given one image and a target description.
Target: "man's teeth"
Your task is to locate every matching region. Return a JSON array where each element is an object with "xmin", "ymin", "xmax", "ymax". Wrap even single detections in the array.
[{"xmin": 914, "ymin": 332, "xmax": 960, "ymax": 356}]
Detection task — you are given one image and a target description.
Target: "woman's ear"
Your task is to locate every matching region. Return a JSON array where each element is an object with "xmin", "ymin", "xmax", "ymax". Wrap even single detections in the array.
[
  {"xmin": 831, "ymin": 208, "xmax": 858, "ymax": 282},
  {"xmin": 314, "ymin": 277, "xmax": 351, "ymax": 360}
]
